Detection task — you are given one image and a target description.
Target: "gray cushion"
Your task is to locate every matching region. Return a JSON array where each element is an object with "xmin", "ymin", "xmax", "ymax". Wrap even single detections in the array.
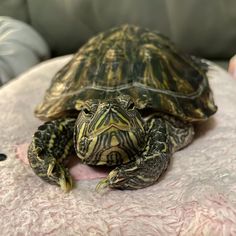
[
  {"xmin": 0, "ymin": 0, "xmax": 29, "ymax": 22},
  {"xmin": 0, "ymin": 16, "xmax": 50, "ymax": 84},
  {"xmin": 27, "ymin": 0, "xmax": 236, "ymax": 58},
  {"xmin": 1, "ymin": 0, "xmax": 235, "ymax": 59}
]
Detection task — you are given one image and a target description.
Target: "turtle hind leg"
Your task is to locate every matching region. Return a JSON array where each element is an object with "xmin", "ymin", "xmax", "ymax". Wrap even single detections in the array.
[
  {"xmin": 97, "ymin": 115, "xmax": 194, "ymax": 190},
  {"xmin": 163, "ymin": 114, "xmax": 194, "ymax": 152},
  {"xmin": 28, "ymin": 118, "xmax": 76, "ymax": 192}
]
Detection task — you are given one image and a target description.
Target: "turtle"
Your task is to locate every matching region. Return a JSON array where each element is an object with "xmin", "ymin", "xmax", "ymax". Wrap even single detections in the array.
[{"xmin": 28, "ymin": 25, "xmax": 217, "ymax": 192}]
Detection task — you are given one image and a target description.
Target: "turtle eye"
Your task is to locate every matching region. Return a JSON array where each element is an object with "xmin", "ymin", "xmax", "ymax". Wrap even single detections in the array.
[
  {"xmin": 127, "ymin": 102, "xmax": 135, "ymax": 110},
  {"xmin": 83, "ymin": 107, "xmax": 92, "ymax": 115}
]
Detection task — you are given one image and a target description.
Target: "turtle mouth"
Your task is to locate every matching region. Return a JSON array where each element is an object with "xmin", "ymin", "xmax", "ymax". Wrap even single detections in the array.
[
  {"xmin": 96, "ymin": 146, "xmax": 131, "ymax": 165},
  {"xmin": 90, "ymin": 124, "xmax": 130, "ymax": 137}
]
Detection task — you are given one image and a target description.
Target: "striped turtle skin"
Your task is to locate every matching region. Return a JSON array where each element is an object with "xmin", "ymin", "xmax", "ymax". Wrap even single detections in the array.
[{"xmin": 28, "ymin": 25, "xmax": 217, "ymax": 192}]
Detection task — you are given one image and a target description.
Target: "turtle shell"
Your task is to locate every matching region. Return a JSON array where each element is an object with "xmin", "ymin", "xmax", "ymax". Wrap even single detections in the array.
[{"xmin": 35, "ymin": 25, "xmax": 217, "ymax": 122}]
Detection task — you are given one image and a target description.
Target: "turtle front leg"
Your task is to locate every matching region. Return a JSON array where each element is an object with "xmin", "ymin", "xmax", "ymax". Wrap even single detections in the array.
[
  {"xmin": 28, "ymin": 118, "xmax": 76, "ymax": 192},
  {"xmin": 97, "ymin": 115, "xmax": 194, "ymax": 190}
]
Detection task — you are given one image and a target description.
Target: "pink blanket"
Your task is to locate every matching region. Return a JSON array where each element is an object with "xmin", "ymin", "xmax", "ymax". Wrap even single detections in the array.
[{"xmin": 0, "ymin": 56, "xmax": 236, "ymax": 235}]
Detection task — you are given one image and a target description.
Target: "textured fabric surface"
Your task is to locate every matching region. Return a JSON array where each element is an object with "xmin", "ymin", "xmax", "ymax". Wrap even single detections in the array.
[{"xmin": 0, "ymin": 56, "xmax": 236, "ymax": 235}]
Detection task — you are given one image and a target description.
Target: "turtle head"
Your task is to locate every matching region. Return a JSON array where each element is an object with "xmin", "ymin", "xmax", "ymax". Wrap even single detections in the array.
[{"xmin": 74, "ymin": 95, "xmax": 146, "ymax": 165}]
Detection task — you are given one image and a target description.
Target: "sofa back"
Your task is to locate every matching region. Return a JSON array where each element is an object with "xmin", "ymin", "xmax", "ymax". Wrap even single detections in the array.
[{"xmin": 1, "ymin": 0, "xmax": 235, "ymax": 59}]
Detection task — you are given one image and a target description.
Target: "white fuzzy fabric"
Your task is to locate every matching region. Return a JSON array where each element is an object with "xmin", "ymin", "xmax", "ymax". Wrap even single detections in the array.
[{"xmin": 0, "ymin": 56, "xmax": 236, "ymax": 236}]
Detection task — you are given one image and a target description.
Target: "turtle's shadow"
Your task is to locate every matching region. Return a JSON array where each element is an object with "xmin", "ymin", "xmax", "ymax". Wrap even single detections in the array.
[
  {"xmin": 64, "ymin": 154, "xmax": 112, "ymax": 174},
  {"xmin": 193, "ymin": 117, "xmax": 217, "ymax": 140}
]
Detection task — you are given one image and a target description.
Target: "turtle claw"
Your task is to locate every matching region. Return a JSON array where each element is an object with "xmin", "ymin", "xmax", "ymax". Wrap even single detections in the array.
[
  {"xmin": 95, "ymin": 168, "xmax": 126, "ymax": 192},
  {"xmin": 96, "ymin": 178, "xmax": 110, "ymax": 193},
  {"xmin": 58, "ymin": 167, "xmax": 73, "ymax": 192},
  {"xmin": 59, "ymin": 174, "xmax": 73, "ymax": 192},
  {"xmin": 46, "ymin": 160, "xmax": 73, "ymax": 192},
  {"xmin": 47, "ymin": 160, "xmax": 56, "ymax": 176}
]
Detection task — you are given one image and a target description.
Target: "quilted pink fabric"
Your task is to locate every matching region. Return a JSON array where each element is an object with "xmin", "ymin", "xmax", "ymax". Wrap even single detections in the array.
[{"xmin": 0, "ymin": 56, "xmax": 236, "ymax": 235}]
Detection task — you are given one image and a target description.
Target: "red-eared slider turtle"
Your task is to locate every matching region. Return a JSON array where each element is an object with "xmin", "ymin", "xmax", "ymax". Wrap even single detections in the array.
[{"xmin": 28, "ymin": 25, "xmax": 217, "ymax": 192}]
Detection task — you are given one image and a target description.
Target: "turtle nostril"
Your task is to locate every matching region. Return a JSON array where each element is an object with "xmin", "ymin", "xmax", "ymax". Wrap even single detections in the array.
[{"xmin": 104, "ymin": 103, "xmax": 113, "ymax": 111}]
